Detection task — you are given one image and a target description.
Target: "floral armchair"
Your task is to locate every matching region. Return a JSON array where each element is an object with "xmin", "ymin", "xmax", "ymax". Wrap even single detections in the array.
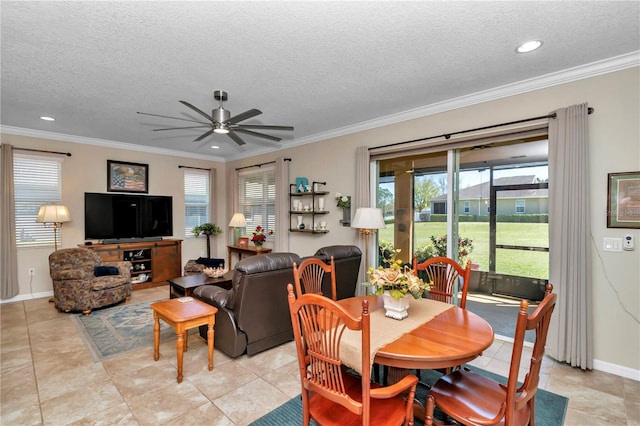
[{"xmin": 48, "ymin": 248, "xmax": 132, "ymax": 315}]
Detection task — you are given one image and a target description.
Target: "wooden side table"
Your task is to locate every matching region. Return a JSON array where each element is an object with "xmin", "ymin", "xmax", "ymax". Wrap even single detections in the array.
[
  {"xmin": 227, "ymin": 244, "xmax": 272, "ymax": 269},
  {"xmin": 150, "ymin": 298, "xmax": 218, "ymax": 383}
]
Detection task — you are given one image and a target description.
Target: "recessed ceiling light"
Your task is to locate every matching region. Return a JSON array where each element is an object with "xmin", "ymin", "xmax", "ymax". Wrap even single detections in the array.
[
  {"xmin": 210, "ymin": 145, "xmax": 220, "ymax": 149},
  {"xmin": 40, "ymin": 116, "xmax": 55, "ymax": 121},
  {"xmin": 516, "ymin": 40, "xmax": 542, "ymax": 53}
]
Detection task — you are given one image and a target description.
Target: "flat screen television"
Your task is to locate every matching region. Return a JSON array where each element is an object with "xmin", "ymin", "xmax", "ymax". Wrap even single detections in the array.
[{"xmin": 84, "ymin": 192, "xmax": 173, "ymax": 241}]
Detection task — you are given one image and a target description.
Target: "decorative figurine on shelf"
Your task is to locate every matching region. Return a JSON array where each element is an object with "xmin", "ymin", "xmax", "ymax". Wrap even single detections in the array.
[{"xmin": 298, "ymin": 183, "xmax": 305, "ymax": 193}]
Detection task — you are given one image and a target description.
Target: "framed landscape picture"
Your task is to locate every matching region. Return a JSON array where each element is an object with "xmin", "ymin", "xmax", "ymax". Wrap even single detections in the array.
[
  {"xmin": 107, "ymin": 160, "xmax": 149, "ymax": 193},
  {"xmin": 607, "ymin": 171, "xmax": 640, "ymax": 229}
]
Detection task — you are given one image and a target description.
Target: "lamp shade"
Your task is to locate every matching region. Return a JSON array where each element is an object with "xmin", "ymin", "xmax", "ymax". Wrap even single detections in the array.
[
  {"xmin": 36, "ymin": 205, "xmax": 71, "ymax": 224},
  {"xmin": 228, "ymin": 212, "xmax": 247, "ymax": 228},
  {"xmin": 351, "ymin": 208, "xmax": 386, "ymax": 230}
]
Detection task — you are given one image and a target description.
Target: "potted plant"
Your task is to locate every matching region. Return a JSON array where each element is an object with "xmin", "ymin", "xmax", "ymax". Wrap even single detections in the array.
[{"xmin": 193, "ymin": 223, "xmax": 222, "ymax": 258}]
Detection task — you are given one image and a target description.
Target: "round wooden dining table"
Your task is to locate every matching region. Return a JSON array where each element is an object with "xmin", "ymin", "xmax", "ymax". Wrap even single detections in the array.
[{"xmin": 337, "ymin": 295, "xmax": 495, "ymax": 371}]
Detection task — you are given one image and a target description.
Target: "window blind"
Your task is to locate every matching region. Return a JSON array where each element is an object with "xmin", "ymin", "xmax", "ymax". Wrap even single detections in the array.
[
  {"xmin": 238, "ymin": 166, "xmax": 276, "ymax": 237},
  {"xmin": 184, "ymin": 169, "xmax": 210, "ymax": 237},
  {"xmin": 14, "ymin": 154, "xmax": 63, "ymax": 247}
]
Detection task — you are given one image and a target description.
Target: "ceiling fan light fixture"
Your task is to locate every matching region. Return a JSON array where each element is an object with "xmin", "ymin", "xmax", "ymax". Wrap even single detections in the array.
[{"xmin": 214, "ymin": 124, "xmax": 229, "ymax": 134}]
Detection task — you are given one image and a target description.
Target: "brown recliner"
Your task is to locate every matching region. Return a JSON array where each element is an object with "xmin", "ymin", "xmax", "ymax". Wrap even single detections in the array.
[
  {"xmin": 48, "ymin": 248, "xmax": 132, "ymax": 315},
  {"xmin": 193, "ymin": 252, "xmax": 302, "ymax": 358},
  {"xmin": 314, "ymin": 245, "xmax": 362, "ymax": 300}
]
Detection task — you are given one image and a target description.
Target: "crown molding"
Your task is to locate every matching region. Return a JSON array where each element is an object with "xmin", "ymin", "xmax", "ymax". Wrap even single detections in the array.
[
  {"xmin": 285, "ymin": 51, "xmax": 640, "ymax": 150},
  {"xmin": 0, "ymin": 126, "xmax": 226, "ymax": 162}
]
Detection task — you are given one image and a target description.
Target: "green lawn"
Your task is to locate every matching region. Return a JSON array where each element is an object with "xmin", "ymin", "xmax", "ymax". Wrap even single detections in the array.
[{"xmin": 378, "ymin": 222, "xmax": 549, "ymax": 279}]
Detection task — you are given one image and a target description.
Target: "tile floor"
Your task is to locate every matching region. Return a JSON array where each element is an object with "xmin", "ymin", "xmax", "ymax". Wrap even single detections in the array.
[{"xmin": 1, "ymin": 285, "xmax": 638, "ymax": 425}]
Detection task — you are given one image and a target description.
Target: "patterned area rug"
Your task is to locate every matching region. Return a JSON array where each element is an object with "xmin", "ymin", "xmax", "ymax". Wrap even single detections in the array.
[
  {"xmin": 250, "ymin": 366, "xmax": 568, "ymax": 426},
  {"xmin": 70, "ymin": 300, "xmax": 175, "ymax": 362}
]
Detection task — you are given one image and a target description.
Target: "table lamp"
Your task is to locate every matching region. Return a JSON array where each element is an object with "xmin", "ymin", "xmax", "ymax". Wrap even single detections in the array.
[
  {"xmin": 36, "ymin": 204, "xmax": 72, "ymax": 251},
  {"xmin": 228, "ymin": 213, "xmax": 247, "ymax": 245},
  {"xmin": 351, "ymin": 207, "xmax": 386, "ymax": 271}
]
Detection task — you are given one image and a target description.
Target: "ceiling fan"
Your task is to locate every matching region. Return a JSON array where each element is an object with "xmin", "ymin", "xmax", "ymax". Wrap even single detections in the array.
[{"xmin": 137, "ymin": 90, "xmax": 294, "ymax": 146}]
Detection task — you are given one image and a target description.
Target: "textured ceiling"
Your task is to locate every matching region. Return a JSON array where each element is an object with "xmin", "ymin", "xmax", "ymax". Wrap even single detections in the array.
[{"xmin": 1, "ymin": 1, "xmax": 639, "ymax": 161}]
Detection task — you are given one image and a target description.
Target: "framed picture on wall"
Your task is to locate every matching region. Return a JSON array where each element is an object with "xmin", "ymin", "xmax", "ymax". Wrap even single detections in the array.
[
  {"xmin": 107, "ymin": 160, "xmax": 149, "ymax": 193},
  {"xmin": 607, "ymin": 171, "xmax": 640, "ymax": 229}
]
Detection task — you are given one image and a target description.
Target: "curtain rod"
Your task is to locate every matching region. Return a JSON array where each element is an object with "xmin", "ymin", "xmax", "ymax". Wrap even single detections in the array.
[
  {"xmin": 178, "ymin": 165, "xmax": 211, "ymax": 171},
  {"xmin": 15, "ymin": 147, "xmax": 72, "ymax": 156},
  {"xmin": 369, "ymin": 107, "xmax": 594, "ymax": 151},
  {"xmin": 235, "ymin": 158, "xmax": 291, "ymax": 171}
]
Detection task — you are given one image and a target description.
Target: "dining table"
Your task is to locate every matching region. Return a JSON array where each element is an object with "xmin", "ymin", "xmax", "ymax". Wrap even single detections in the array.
[{"xmin": 336, "ymin": 295, "xmax": 495, "ymax": 419}]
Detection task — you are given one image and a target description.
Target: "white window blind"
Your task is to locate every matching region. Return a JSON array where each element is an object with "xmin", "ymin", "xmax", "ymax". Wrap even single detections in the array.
[
  {"xmin": 238, "ymin": 166, "xmax": 276, "ymax": 238},
  {"xmin": 184, "ymin": 169, "xmax": 210, "ymax": 237},
  {"xmin": 14, "ymin": 154, "xmax": 63, "ymax": 247}
]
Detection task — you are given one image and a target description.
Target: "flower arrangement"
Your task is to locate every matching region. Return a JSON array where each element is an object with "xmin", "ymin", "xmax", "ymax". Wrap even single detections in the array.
[
  {"xmin": 192, "ymin": 223, "xmax": 222, "ymax": 258},
  {"xmin": 251, "ymin": 225, "xmax": 273, "ymax": 246},
  {"xmin": 335, "ymin": 193, "xmax": 351, "ymax": 208},
  {"xmin": 430, "ymin": 235, "xmax": 474, "ymax": 265},
  {"xmin": 367, "ymin": 249, "xmax": 430, "ymax": 300}
]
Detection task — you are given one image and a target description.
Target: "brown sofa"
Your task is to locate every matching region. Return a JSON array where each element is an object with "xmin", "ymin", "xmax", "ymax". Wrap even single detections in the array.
[{"xmin": 193, "ymin": 252, "xmax": 302, "ymax": 358}]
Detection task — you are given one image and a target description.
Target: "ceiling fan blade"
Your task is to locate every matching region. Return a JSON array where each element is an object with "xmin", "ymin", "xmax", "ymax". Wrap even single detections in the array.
[
  {"xmin": 233, "ymin": 124, "xmax": 294, "ymax": 131},
  {"xmin": 179, "ymin": 101, "xmax": 215, "ymax": 122},
  {"xmin": 227, "ymin": 109, "xmax": 262, "ymax": 124},
  {"xmin": 193, "ymin": 129, "xmax": 215, "ymax": 142},
  {"xmin": 137, "ymin": 111, "xmax": 209, "ymax": 125},
  {"xmin": 234, "ymin": 128, "xmax": 282, "ymax": 142},
  {"xmin": 227, "ymin": 130, "xmax": 247, "ymax": 146},
  {"xmin": 153, "ymin": 125, "xmax": 211, "ymax": 131}
]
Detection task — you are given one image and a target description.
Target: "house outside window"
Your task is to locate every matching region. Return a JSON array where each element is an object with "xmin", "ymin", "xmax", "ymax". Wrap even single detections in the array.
[
  {"xmin": 14, "ymin": 154, "xmax": 63, "ymax": 247},
  {"xmin": 463, "ymin": 201, "xmax": 470, "ymax": 213},
  {"xmin": 184, "ymin": 169, "xmax": 209, "ymax": 237},
  {"xmin": 515, "ymin": 199, "xmax": 525, "ymax": 214},
  {"xmin": 238, "ymin": 166, "xmax": 276, "ymax": 238}
]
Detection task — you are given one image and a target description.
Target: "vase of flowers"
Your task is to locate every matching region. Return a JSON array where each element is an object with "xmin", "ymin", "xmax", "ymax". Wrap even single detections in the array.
[
  {"xmin": 366, "ymin": 249, "xmax": 430, "ymax": 320},
  {"xmin": 251, "ymin": 225, "xmax": 273, "ymax": 248}
]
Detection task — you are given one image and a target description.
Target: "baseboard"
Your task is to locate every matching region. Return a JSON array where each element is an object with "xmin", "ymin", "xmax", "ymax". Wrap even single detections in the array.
[
  {"xmin": 1, "ymin": 290, "xmax": 53, "ymax": 303},
  {"xmin": 593, "ymin": 359, "xmax": 640, "ymax": 381},
  {"xmin": 493, "ymin": 334, "xmax": 640, "ymax": 381}
]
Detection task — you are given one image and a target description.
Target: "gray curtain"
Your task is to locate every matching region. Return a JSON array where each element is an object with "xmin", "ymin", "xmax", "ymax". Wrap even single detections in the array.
[
  {"xmin": 1, "ymin": 143, "xmax": 19, "ymax": 299},
  {"xmin": 275, "ymin": 157, "xmax": 290, "ymax": 252},
  {"xmin": 547, "ymin": 103, "xmax": 593, "ymax": 370},
  {"xmin": 227, "ymin": 168, "xmax": 238, "ymax": 246},
  {"xmin": 355, "ymin": 146, "xmax": 370, "ymax": 295}
]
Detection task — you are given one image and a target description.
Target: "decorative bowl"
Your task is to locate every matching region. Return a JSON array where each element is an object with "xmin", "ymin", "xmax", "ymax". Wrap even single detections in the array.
[{"xmin": 202, "ymin": 266, "xmax": 229, "ymax": 278}]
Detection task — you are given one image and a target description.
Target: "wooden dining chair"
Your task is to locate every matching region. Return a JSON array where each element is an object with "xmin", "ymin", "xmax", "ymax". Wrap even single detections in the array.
[
  {"xmin": 425, "ymin": 283, "xmax": 557, "ymax": 426},
  {"xmin": 293, "ymin": 256, "xmax": 337, "ymax": 300},
  {"xmin": 286, "ymin": 284, "xmax": 419, "ymax": 426},
  {"xmin": 413, "ymin": 256, "xmax": 471, "ymax": 309}
]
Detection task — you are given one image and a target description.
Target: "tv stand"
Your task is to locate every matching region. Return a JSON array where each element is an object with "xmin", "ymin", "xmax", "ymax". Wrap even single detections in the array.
[{"xmin": 80, "ymin": 239, "xmax": 182, "ymax": 289}]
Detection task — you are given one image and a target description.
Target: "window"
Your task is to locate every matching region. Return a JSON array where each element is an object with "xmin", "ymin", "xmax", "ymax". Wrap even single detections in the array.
[
  {"xmin": 515, "ymin": 199, "xmax": 525, "ymax": 214},
  {"xmin": 463, "ymin": 200, "xmax": 470, "ymax": 213},
  {"xmin": 184, "ymin": 169, "xmax": 210, "ymax": 237},
  {"xmin": 14, "ymin": 154, "xmax": 63, "ymax": 247},
  {"xmin": 238, "ymin": 166, "xmax": 276, "ymax": 238}
]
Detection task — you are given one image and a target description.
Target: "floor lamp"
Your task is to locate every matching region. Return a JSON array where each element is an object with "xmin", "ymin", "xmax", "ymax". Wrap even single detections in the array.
[
  {"xmin": 228, "ymin": 212, "xmax": 247, "ymax": 245},
  {"xmin": 351, "ymin": 207, "xmax": 386, "ymax": 274},
  {"xmin": 36, "ymin": 204, "xmax": 72, "ymax": 251}
]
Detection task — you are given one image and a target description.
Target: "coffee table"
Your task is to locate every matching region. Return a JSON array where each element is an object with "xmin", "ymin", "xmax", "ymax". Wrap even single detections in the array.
[
  {"xmin": 150, "ymin": 297, "xmax": 218, "ymax": 383},
  {"xmin": 167, "ymin": 272, "xmax": 234, "ymax": 299}
]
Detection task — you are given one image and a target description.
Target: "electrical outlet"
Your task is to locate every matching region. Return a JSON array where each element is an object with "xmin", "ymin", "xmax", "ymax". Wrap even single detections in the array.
[{"xmin": 28, "ymin": 268, "xmax": 35, "ymax": 276}]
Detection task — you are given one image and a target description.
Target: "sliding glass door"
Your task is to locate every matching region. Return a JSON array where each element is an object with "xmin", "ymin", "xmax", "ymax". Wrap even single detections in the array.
[{"xmin": 376, "ymin": 137, "xmax": 549, "ymax": 302}]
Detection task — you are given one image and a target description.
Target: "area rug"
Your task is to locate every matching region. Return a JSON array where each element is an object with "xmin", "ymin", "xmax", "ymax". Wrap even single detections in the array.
[
  {"xmin": 70, "ymin": 300, "xmax": 175, "ymax": 362},
  {"xmin": 249, "ymin": 366, "xmax": 568, "ymax": 426}
]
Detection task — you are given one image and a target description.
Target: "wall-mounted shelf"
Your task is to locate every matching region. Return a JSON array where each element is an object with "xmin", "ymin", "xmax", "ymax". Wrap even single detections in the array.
[{"xmin": 289, "ymin": 181, "xmax": 329, "ymax": 234}]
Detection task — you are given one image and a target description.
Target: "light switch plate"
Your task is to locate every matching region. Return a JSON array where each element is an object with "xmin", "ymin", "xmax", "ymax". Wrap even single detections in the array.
[{"xmin": 603, "ymin": 237, "xmax": 623, "ymax": 252}]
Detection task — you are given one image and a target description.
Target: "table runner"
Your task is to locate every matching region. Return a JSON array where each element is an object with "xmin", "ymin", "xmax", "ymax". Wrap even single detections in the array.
[{"xmin": 339, "ymin": 298, "xmax": 453, "ymax": 376}]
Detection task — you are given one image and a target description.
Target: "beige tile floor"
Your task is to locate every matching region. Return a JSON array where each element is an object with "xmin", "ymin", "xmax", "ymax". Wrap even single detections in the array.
[{"xmin": 1, "ymin": 285, "xmax": 638, "ymax": 425}]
